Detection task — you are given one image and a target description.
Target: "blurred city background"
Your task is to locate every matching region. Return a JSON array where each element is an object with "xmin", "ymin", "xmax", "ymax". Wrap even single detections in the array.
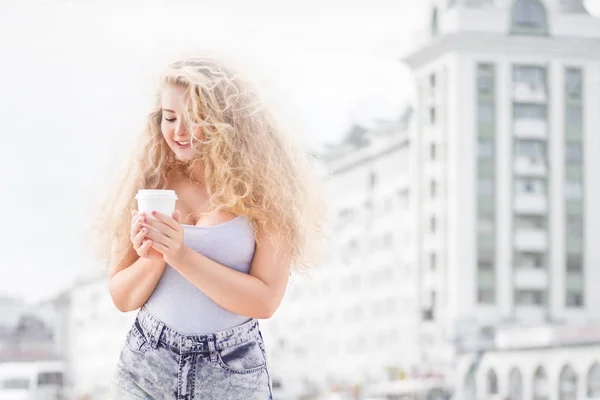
[{"xmin": 2, "ymin": 0, "xmax": 600, "ymax": 399}]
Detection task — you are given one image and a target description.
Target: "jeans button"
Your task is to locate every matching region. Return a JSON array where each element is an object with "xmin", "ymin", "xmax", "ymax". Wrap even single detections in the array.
[{"xmin": 184, "ymin": 338, "xmax": 193, "ymax": 349}]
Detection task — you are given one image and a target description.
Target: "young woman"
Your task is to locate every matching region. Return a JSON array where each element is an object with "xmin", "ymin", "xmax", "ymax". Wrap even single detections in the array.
[{"xmin": 96, "ymin": 55, "xmax": 325, "ymax": 399}]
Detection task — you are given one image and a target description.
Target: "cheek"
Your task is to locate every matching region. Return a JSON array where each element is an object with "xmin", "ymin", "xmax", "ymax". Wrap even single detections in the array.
[{"xmin": 160, "ymin": 122, "xmax": 172, "ymax": 139}]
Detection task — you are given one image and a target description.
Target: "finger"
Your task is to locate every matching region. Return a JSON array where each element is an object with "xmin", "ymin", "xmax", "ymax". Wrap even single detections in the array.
[
  {"xmin": 144, "ymin": 229, "xmax": 174, "ymax": 248},
  {"xmin": 138, "ymin": 239, "xmax": 153, "ymax": 256},
  {"xmin": 150, "ymin": 211, "xmax": 179, "ymax": 231},
  {"xmin": 151, "ymin": 241, "xmax": 168, "ymax": 254},
  {"xmin": 173, "ymin": 209, "xmax": 181, "ymax": 223},
  {"xmin": 131, "ymin": 210, "xmax": 138, "ymax": 217},
  {"xmin": 133, "ymin": 228, "xmax": 147, "ymax": 250},
  {"xmin": 143, "ymin": 218, "xmax": 177, "ymax": 238},
  {"xmin": 131, "ymin": 215, "xmax": 145, "ymax": 237}
]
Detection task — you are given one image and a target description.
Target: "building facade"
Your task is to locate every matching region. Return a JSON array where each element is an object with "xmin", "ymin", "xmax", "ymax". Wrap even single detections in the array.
[
  {"xmin": 265, "ymin": 1, "xmax": 600, "ymax": 399},
  {"xmin": 403, "ymin": 0, "xmax": 600, "ymax": 399}
]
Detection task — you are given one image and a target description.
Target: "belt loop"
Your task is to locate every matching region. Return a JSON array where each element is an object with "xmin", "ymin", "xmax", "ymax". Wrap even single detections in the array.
[
  {"xmin": 149, "ymin": 319, "xmax": 165, "ymax": 349},
  {"xmin": 208, "ymin": 335, "xmax": 217, "ymax": 362}
]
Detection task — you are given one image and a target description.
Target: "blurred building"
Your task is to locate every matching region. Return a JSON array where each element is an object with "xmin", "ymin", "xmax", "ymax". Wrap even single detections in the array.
[
  {"xmin": 264, "ymin": 0, "xmax": 600, "ymax": 399},
  {"xmin": 261, "ymin": 110, "xmax": 420, "ymax": 395},
  {"xmin": 404, "ymin": 0, "xmax": 600, "ymax": 399},
  {"xmin": 63, "ymin": 270, "xmax": 135, "ymax": 399}
]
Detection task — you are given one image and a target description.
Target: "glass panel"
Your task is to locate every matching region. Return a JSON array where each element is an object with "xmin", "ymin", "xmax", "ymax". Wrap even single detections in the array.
[
  {"xmin": 566, "ymin": 142, "xmax": 582, "ymax": 163},
  {"xmin": 565, "ymin": 68, "xmax": 583, "ymax": 101},
  {"xmin": 566, "ymin": 200, "xmax": 582, "ymax": 215},
  {"xmin": 479, "ymin": 177, "xmax": 494, "ymax": 195},
  {"xmin": 479, "ymin": 102, "xmax": 495, "ymax": 123},
  {"xmin": 567, "ymin": 253, "xmax": 583, "ymax": 271},
  {"xmin": 478, "ymin": 138, "xmax": 494, "ymax": 158},
  {"xmin": 566, "ymin": 215, "xmax": 583, "ymax": 238},
  {"xmin": 479, "ymin": 233, "xmax": 495, "ymax": 250},
  {"xmin": 566, "ymin": 236, "xmax": 583, "ymax": 253},
  {"xmin": 514, "ymin": 103, "xmax": 546, "ymax": 119},
  {"xmin": 515, "ymin": 178, "xmax": 546, "ymax": 194},
  {"xmin": 515, "ymin": 251, "xmax": 546, "ymax": 268},
  {"xmin": 479, "ymin": 159, "xmax": 495, "ymax": 175},
  {"xmin": 515, "ymin": 290, "xmax": 546, "ymax": 305},
  {"xmin": 515, "ymin": 139, "xmax": 546, "ymax": 158},
  {"xmin": 515, "ymin": 214, "xmax": 547, "ymax": 229},
  {"xmin": 566, "ymin": 272, "xmax": 584, "ymax": 290},
  {"xmin": 565, "ymin": 180, "xmax": 582, "ymax": 199},
  {"xmin": 478, "ymin": 269, "xmax": 495, "ymax": 288},
  {"xmin": 512, "ymin": 0, "xmax": 547, "ymax": 29},
  {"xmin": 478, "ymin": 65, "xmax": 495, "ymax": 96},
  {"xmin": 514, "ymin": 65, "xmax": 546, "ymax": 88}
]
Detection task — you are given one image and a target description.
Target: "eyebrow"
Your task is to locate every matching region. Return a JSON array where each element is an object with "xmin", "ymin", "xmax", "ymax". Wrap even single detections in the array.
[{"xmin": 162, "ymin": 108, "xmax": 176, "ymax": 113}]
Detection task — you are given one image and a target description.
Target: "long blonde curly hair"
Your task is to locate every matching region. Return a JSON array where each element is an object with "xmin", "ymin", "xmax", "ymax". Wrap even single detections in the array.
[{"xmin": 94, "ymin": 55, "xmax": 327, "ymax": 269}]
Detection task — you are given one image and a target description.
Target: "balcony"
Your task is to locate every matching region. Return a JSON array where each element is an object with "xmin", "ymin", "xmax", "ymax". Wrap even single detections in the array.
[
  {"xmin": 514, "ymin": 268, "xmax": 548, "ymax": 289},
  {"xmin": 514, "ymin": 156, "xmax": 547, "ymax": 176},
  {"xmin": 513, "ymin": 83, "xmax": 547, "ymax": 104},
  {"xmin": 514, "ymin": 195, "xmax": 547, "ymax": 214},
  {"xmin": 515, "ymin": 229, "xmax": 547, "ymax": 251},
  {"xmin": 514, "ymin": 119, "xmax": 547, "ymax": 139}
]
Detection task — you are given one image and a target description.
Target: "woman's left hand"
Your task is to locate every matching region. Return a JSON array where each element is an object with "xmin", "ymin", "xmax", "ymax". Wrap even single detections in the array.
[{"xmin": 142, "ymin": 210, "xmax": 187, "ymax": 264}]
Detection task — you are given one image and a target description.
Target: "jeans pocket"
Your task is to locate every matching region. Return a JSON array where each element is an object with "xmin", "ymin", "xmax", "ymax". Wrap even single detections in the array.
[
  {"xmin": 124, "ymin": 320, "xmax": 150, "ymax": 355},
  {"xmin": 217, "ymin": 338, "xmax": 267, "ymax": 374}
]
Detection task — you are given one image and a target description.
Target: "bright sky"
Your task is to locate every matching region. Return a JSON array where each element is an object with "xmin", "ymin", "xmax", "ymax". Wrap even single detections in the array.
[
  {"xmin": 0, "ymin": 0, "xmax": 425, "ymax": 302},
  {"xmin": 1, "ymin": 0, "xmax": 599, "ymax": 303}
]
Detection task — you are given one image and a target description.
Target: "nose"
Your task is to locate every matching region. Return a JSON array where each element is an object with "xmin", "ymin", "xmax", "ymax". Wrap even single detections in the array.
[{"xmin": 174, "ymin": 120, "xmax": 188, "ymax": 137}]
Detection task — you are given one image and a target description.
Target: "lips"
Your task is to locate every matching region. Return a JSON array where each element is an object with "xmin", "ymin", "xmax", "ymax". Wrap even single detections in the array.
[{"xmin": 175, "ymin": 140, "xmax": 190, "ymax": 149}]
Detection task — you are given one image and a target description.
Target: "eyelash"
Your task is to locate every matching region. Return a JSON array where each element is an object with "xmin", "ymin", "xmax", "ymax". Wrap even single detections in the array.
[{"xmin": 164, "ymin": 117, "xmax": 176, "ymax": 122}]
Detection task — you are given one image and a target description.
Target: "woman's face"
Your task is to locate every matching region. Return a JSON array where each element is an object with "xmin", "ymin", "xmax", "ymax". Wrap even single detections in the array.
[{"xmin": 160, "ymin": 84, "xmax": 196, "ymax": 161}]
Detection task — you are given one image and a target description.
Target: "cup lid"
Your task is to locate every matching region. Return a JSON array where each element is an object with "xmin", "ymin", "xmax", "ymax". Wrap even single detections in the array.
[{"xmin": 135, "ymin": 189, "xmax": 178, "ymax": 200}]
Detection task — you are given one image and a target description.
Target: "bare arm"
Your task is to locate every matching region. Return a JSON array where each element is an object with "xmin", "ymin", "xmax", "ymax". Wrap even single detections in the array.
[
  {"xmin": 107, "ymin": 245, "xmax": 166, "ymax": 312},
  {"xmin": 107, "ymin": 211, "xmax": 167, "ymax": 313}
]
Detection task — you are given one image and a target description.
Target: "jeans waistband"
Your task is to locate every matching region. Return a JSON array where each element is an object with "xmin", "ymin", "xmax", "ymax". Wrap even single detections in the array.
[{"xmin": 136, "ymin": 305, "xmax": 260, "ymax": 355}]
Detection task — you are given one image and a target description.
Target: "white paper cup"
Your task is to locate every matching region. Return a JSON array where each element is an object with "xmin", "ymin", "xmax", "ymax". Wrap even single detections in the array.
[{"xmin": 135, "ymin": 189, "xmax": 178, "ymax": 217}]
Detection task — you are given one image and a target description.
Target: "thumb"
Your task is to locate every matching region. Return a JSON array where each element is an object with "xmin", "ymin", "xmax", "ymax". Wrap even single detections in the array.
[
  {"xmin": 173, "ymin": 209, "xmax": 181, "ymax": 223},
  {"xmin": 131, "ymin": 210, "xmax": 138, "ymax": 217}
]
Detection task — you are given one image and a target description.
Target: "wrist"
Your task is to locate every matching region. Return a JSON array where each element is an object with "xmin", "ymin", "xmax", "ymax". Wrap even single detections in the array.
[{"xmin": 165, "ymin": 245, "xmax": 190, "ymax": 267}]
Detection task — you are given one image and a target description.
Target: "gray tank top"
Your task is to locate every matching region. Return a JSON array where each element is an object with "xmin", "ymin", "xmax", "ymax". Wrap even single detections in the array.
[{"xmin": 145, "ymin": 216, "xmax": 255, "ymax": 335}]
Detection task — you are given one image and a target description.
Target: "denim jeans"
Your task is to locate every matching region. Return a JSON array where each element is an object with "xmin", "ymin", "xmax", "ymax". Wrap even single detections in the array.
[{"xmin": 110, "ymin": 305, "xmax": 273, "ymax": 399}]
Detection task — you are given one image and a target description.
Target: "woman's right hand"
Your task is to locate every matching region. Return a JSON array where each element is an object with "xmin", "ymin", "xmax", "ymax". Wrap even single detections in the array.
[{"xmin": 130, "ymin": 210, "xmax": 163, "ymax": 261}]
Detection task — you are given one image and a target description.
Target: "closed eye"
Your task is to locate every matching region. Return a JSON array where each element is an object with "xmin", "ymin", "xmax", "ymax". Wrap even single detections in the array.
[{"xmin": 164, "ymin": 117, "xmax": 176, "ymax": 122}]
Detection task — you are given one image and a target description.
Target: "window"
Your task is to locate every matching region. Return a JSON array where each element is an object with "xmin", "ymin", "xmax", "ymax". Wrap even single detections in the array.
[
  {"xmin": 511, "ymin": 0, "xmax": 548, "ymax": 34},
  {"xmin": 487, "ymin": 369, "xmax": 499, "ymax": 395},
  {"xmin": 1, "ymin": 379, "xmax": 29, "ymax": 389},
  {"xmin": 369, "ymin": 171, "xmax": 378, "ymax": 190},
  {"xmin": 515, "ymin": 214, "xmax": 547, "ymax": 229},
  {"xmin": 514, "ymin": 103, "xmax": 547, "ymax": 119},
  {"xmin": 430, "ymin": 253, "xmax": 437, "ymax": 270},
  {"xmin": 430, "ymin": 216, "xmax": 437, "ymax": 233},
  {"xmin": 565, "ymin": 68, "xmax": 583, "ymax": 100},
  {"xmin": 515, "ymin": 139, "xmax": 546, "ymax": 159},
  {"xmin": 477, "ymin": 64, "xmax": 495, "ymax": 96},
  {"xmin": 479, "ymin": 177, "xmax": 494, "ymax": 196},
  {"xmin": 566, "ymin": 142, "xmax": 582, "ymax": 163},
  {"xmin": 478, "ymin": 288, "xmax": 495, "ymax": 304},
  {"xmin": 565, "ymin": 180, "xmax": 582, "ymax": 199},
  {"xmin": 478, "ymin": 138, "xmax": 494, "ymax": 159},
  {"xmin": 515, "ymin": 251, "xmax": 546, "ymax": 268},
  {"xmin": 567, "ymin": 215, "xmax": 583, "ymax": 238},
  {"xmin": 566, "ymin": 291, "xmax": 584, "ymax": 307},
  {"xmin": 478, "ymin": 215, "xmax": 494, "ymax": 234},
  {"xmin": 514, "ymin": 65, "xmax": 546, "ymax": 88},
  {"xmin": 430, "ymin": 107, "xmax": 436, "ymax": 124},
  {"xmin": 431, "ymin": 180, "xmax": 437, "ymax": 198},
  {"xmin": 515, "ymin": 177, "xmax": 546, "ymax": 194},
  {"xmin": 567, "ymin": 253, "xmax": 583, "ymax": 271},
  {"xmin": 515, "ymin": 289, "xmax": 546, "ymax": 305},
  {"xmin": 478, "ymin": 252, "xmax": 494, "ymax": 269},
  {"xmin": 37, "ymin": 372, "xmax": 63, "ymax": 386},
  {"xmin": 478, "ymin": 102, "xmax": 494, "ymax": 123},
  {"xmin": 509, "ymin": 368, "xmax": 524, "ymax": 399},
  {"xmin": 566, "ymin": 105, "xmax": 582, "ymax": 128},
  {"xmin": 430, "ymin": 143, "xmax": 437, "ymax": 160},
  {"xmin": 430, "ymin": 73, "xmax": 436, "ymax": 89}
]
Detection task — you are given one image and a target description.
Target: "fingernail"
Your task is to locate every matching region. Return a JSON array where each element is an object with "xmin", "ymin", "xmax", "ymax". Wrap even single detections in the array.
[
  {"xmin": 142, "ymin": 228, "xmax": 147, "ymax": 233},
  {"xmin": 151, "ymin": 211, "xmax": 156, "ymax": 215}
]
